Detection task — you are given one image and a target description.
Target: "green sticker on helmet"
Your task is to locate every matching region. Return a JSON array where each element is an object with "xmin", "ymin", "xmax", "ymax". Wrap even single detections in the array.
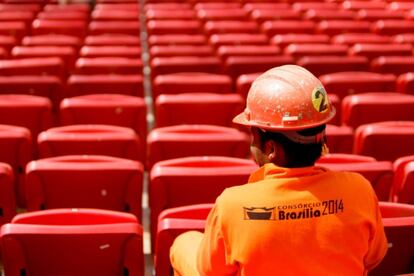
[{"xmin": 311, "ymin": 87, "xmax": 329, "ymax": 113}]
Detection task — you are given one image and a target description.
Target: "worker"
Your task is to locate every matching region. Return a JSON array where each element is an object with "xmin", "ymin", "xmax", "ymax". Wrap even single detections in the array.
[{"xmin": 169, "ymin": 65, "xmax": 388, "ymax": 276}]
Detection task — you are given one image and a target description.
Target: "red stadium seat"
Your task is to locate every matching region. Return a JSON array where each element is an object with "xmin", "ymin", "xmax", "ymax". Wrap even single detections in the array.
[
  {"xmin": 349, "ymin": 43, "xmax": 412, "ymax": 60},
  {"xmin": 43, "ymin": 3, "xmax": 90, "ymax": 13},
  {"xmin": 0, "ymin": 4, "xmax": 41, "ymax": 12},
  {"xmin": 328, "ymin": 94, "xmax": 341, "ymax": 125},
  {"xmin": 319, "ymin": 71, "xmax": 396, "ymax": 99},
  {"xmin": 342, "ymin": 0, "xmax": 386, "ymax": 10},
  {"xmin": 158, "ymin": 203, "xmax": 213, "ymax": 221},
  {"xmin": 75, "ymin": 57, "xmax": 143, "ymax": 75},
  {"xmin": 195, "ymin": 3, "xmax": 242, "ymax": 10},
  {"xmin": 79, "ymin": 46, "xmax": 141, "ymax": 58},
  {"xmin": 0, "ymin": 124, "xmax": 31, "ymax": 206},
  {"xmin": 354, "ymin": 121, "xmax": 414, "ymax": 161},
  {"xmin": 150, "ymin": 45, "xmax": 214, "ymax": 58},
  {"xmin": 148, "ymin": 34, "xmax": 207, "ymax": 46},
  {"xmin": 341, "ymin": 93, "xmax": 414, "ymax": 128},
  {"xmin": 371, "ymin": 57, "xmax": 414, "ymax": 74},
  {"xmin": 249, "ymin": 9, "xmax": 301, "ymax": 23},
  {"xmin": 25, "ymin": 155, "xmax": 143, "ymax": 219},
  {"xmin": 216, "ymin": 45, "xmax": 280, "ymax": 60},
  {"xmin": 393, "ymin": 33, "xmax": 414, "ymax": 45},
  {"xmin": 0, "ymin": 57, "xmax": 65, "ymax": 80},
  {"xmin": 325, "ymin": 125, "xmax": 354, "ymax": 154},
  {"xmin": 0, "ymin": 11, "xmax": 34, "ymax": 27},
  {"xmin": 396, "ymin": 72, "xmax": 414, "ymax": 94},
  {"xmin": 0, "ymin": 75, "xmax": 63, "ymax": 106},
  {"xmin": 317, "ymin": 153, "xmax": 393, "ymax": 200},
  {"xmin": 67, "ymin": 74, "xmax": 144, "ymax": 97},
  {"xmin": 209, "ymin": 33, "xmax": 268, "ymax": 48},
  {"xmin": 0, "ymin": 163, "xmax": 15, "ymax": 226},
  {"xmin": 331, "ymin": 33, "xmax": 393, "ymax": 45},
  {"xmin": 96, "ymin": 3, "xmax": 139, "ymax": 11},
  {"xmin": 147, "ymin": 20, "xmax": 202, "ymax": 35},
  {"xmin": 370, "ymin": 203, "xmax": 414, "ymax": 276},
  {"xmin": 60, "ymin": 94, "xmax": 147, "ymax": 145},
  {"xmin": 32, "ymin": 19, "xmax": 87, "ymax": 38},
  {"xmin": 85, "ymin": 34, "xmax": 140, "ymax": 46},
  {"xmin": 236, "ymin": 72, "xmax": 261, "ymax": 99},
  {"xmin": 387, "ymin": 1, "xmax": 414, "ymax": 11},
  {"xmin": 357, "ymin": 9, "xmax": 406, "ymax": 21},
  {"xmin": 11, "ymin": 46, "xmax": 77, "ymax": 69},
  {"xmin": 145, "ymin": 10, "xmax": 196, "ymax": 21},
  {"xmin": 147, "ymin": 125, "xmax": 251, "ymax": 168},
  {"xmin": 150, "ymin": 56, "xmax": 223, "ymax": 77},
  {"xmin": 292, "ymin": 2, "xmax": 338, "ymax": 11},
  {"xmin": 88, "ymin": 21, "xmax": 140, "ymax": 35},
  {"xmin": 36, "ymin": 11, "xmax": 89, "ymax": 21},
  {"xmin": 316, "ymin": 20, "xmax": 371, "ymax": 35},
  {"xmin": 243, "ymin": 3, "xmax": 291, "ymax": 13},
  {"xmin": 284, "ymin": 44, "xmax": 348, "ymax": 58},
  {"xmin": 91, "ymin": 10, "xmax": 139, "ymax": 21},
  {"xmin": 1, "ymin": 208, "xmax": 144, "ymax": 276},
  {"xmin": 0, "ymin": 21, "xmax": 27, "ymax": 41},
  {"xmin": 203, "ymin": 20, "xmax": 258, "ymax": 35},
  {"xmin": 261, "ymin": 20, "xmax": 316, "ymax": 36},
  {"xmin": 153, "ymin": 72, "xmax": 232, "ymax": 99},
  {"xmin": 21, "ymin": 34, "xmax": 82, "ymax": 49},
  {"xmin": 372, "ymin": 20, "xmax": 414, "ymax": 35},
  {"xmin": 391, "ymin": 156, "xmax": 414, "ymax": 204},
  {"xmin": 38, "ymin": 125, "xmax": 143, "ymax": 162},
  {"xmin": 155, "ymin": 93, "xmax": 244, "ymax": 127},
  {"xmin": 145, "ymin": 3, "xmax": 191, "ymax": 10},
  {"xmin": 0, "ymin": 94, "xmax": 53, "ymax": 141},
  {"xmin": 270, "ymin": 34, "xmax": 330, "ymax": 49},
  {"xmin": 150, "ymin": 156, "xmax": 257, "ymax": 250},
  {"xmin": 197, "ymin": 8, "xmax": 247, "ymax": 21},
  {"xmin": 303, "ymin": 9, "xmax": 356, "ymax": 21},
  {"xmin": 379, "ymin": 201, "xmax": 414, "ymax": 217},
  {"xmin": 297, "ymin": 56, "xmax": 369, "ymax": 77},
  {"xmin": 0, "ymin": 35, "xmax": 16, "ymax": 52}
]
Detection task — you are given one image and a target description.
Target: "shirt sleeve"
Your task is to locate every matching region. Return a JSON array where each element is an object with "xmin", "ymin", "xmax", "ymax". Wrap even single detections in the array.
[
  {"xmin": 364, "ymin": 197, "xmax": 388, "ymax": 271},
  {"xmin": 196, "ymin": 198, "xmax": 238, "ymax": 276}
]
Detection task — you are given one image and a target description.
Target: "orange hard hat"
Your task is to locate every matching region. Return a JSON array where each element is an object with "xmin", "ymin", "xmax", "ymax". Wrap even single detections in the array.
[{"xmin": 233, "ymin": 64, "xmax": 336, "ymax": 131}]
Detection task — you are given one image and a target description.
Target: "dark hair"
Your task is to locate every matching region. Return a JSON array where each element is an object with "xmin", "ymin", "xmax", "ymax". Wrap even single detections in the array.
[{"xmin": 257, "ymin": 125, "xmax": 326, "ymax": 168}]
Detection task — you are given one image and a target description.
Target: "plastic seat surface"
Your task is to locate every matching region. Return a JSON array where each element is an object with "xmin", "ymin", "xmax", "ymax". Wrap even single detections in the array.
[
  {"xmin": 85, "ymin": 34, "xmax": 140, "ymax": 46},
  {"xmin": 316, "ymin": 20, "xmax": 371, "ymax": 35},
  {"xmin": 25, "ymin": 155, "xmax": 143, "ymax": 220},
  {"xmin": 38, "ymin": 124, "xmax": 143, "ymax": 162},
  {"xmin": 150, "ymin": 56, "xmax": 223, "ymax": 76},
  {"xmin": 75, "ymin": 57, "xmax": 143, "ymax": 75},
  {"xmin": 0, "ymin": 162, "xmax": 16, "ymax": 226},
  {"xmin": 297, "ymin": 56, "xmax": 369, "ymax": 76},
  {"xmin": 0, "ymin": 57, "xmax": 65, "ymax": 80},
  {"xmin": 390, "ymin": 156, "xmax": 414, "ymax": 204},
  {"xmin": 1, "ymin": 208, "xmax": 144, "ymax": 276},
  {"xmin": 371, "ymin": 57, "xmax": 414, "ymax": 75},
  {"xmin": 341, "ymin": 93, "xmax": 414, "ymax": 128},
  {"xmin": 31, "ymin": 19, "xmax": 87, "ymax": 37},
  {"xmin": 79, "ymin": 46, "xmax": 141, "ymax": 58},
  {"xmin": 145, "ymin": 10, "xmax": 196, "ymax": 20},
  {"xmin": 148, "ymin": 34, "xmax": 207, "ymax": 46},
  {"xmin": 11, "ymin": 46, "xmax": 77, "ymax": 69},
  {"xmin": 284, "ymin": 43, "xmax": 348, "ymax": 57},
  {"xmin": 22, "ymin": 34, "xmax": 82, "ymax": 49},
  {"xmin": 91, "ymin": 10, "xmax": 139, "ymax": 21},
  {"xmin": 216, "ymin": 45, "xmax": 280, "ymax": 60},
  {"xmin": 396, "ymin": 73, "xmax": 414, "ymax": 94},
  {"xmin": 204, "ymin": 20, "xmax": 258, "ymax": 35},
  {"xmin": 155, "ymin": 93, "xmax": 244, "ymax": 127},
  {"xmin": 331, "ymin": 33, "xmax": 393, "ymax": 45},
  {"xmin": 88, "ymin": 21, "xmax": 140, "ymax": 35},
  {"xmin": 372, "ymin": 20, "xmax": 414, "ymax": 35},
  {"xmin": 147, "ymin": 20, "xmax": 201, "ymax": 35},
  {"xmin": 150, "ymin": 45, "xmax": 214, "ymax": 58},
  {"xmin": 270, "ymin": 34, "xmax": 330, "ymax": 49},
  {"xmin": 261, "ymin": 20, "xmax": 315, "ymax": 36},
  {"xmin": 147, "ymin": 125, "xmax": 251, "ymax": 168},
  {"xmin": 349, "ymin": 43, "xmax": 412, "ymax": 60},
  {"xmin": 209, "ymin": 33, "xmax": 268, "ymax": 48},
  {"xmin": 325, "ymin": 124, "xmax": 354, "ymax": 153}
]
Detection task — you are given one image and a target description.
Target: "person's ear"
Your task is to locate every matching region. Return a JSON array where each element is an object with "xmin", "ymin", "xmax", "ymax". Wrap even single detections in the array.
[{"xmin": 264, "ymin": 140, "xmax": 277, "ymax": 161}]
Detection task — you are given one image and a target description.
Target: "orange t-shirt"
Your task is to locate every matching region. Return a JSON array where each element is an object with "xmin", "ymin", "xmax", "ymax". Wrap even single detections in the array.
[{"xmin": 197, "ymin": 164, "xmax": 388, "ymax": 276}]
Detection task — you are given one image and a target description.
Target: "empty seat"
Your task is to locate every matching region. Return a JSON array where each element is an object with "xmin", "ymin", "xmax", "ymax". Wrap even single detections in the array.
[
  {"xmin": 354, "ymin": 121, "xmax": 414, "ymax": 161},
  {"xmin": 43, "ymin": 3, "xmax": 90, "ymax": 13},
  {"xmin": 297, "ymin": 56, "xmax": 369, "ymax": 77},
  {"xmin": 67, "ymin": 74, "xmax": 144, "ymax": 97},
  {"xmin": 149, "ymin": 156, "xmax": 257, "ymax": 250},
  {"xmin": 391, "ymin": 155, "xmax": 414, "ymax": 204},
  {"xmin": 79, "ymin": 46, "xmax": 141, "ymax": 58},
  {"xmin": 37, "ymin": 11, "xmax": 89, "ymax": 21},
  {"xmin": 155, "ymin": 93, "xmax": 244, "ymax": 127},
  {"xmin": 96, "ymin": 3, "xmax": 139, "ymax": 11},
  {"xmin": 147, "ymin": 125, "xmax": 251, "ymax": 168},
  {"xmin": 152, "ymin": 72, "xmax": 232, "ymax": 98},
  {"xmin": 89, "ymin": 21, "xmax": 140, "ymax": 35},
  {"xmin": 270, "ymin": 34, "xmax": 330, "ymax": 49},
  {"xmin": 316, "ymin": 153, "xmax": 394, "ymax": 200},
  {"xmin": 0, "ymin": 75, "xmax": 63, "ymax": 106},
  {"xmin": 0, "ymin": 94, "xmax": 53, "ymax": 141},
  {"xmin": 342, "ymin": 0, "xmax": 387, "ymax": 10},
  {"xmin": 32, "ymin": 19, "xmax": 87, "ymax": 38},
  {"xmin": 25, "ymin": 155, "xmax": 143, "ymax": 219},
  {"xmin": 91, "ymin": 9, "xmax": 139, "ymax": 21},
  {"xmin": 0, "ymin": 21, "xmax": 27, "ymax": 41},
  {"xmin": 21, "ymin": 34, "xmax": 82, "ymax": 49},
  {"xmin": 303, "ymin": 9, "xmax": 356, "ymax": 21},
  {"xmin": 0, "ymin": 11, "xmax": 35, "ymax": 27},
  {"xmin": 38, "ymin": 125, "xmax": 143, "ymax": 162},
  {"xmin": 387, "ymin": 1, "xmax": 414, "ymax": 11},
  {"xmin": 379, "ymin": 201, "xmax": 414, "ymax": 217},
  {"xmin": 370, "ymin": 203, "xmax": 414, "ymax": 276},
  {"xmin": 393, "ymin": 33, "xmax": 414, "ymax": 45},
  {"xmin": 0, "ymin": 3, "xmax": 41, "ymax": 12},
  {"xmin": 371, "ymin": 56, "xmax": 414, "ymax": 74},
  {"xmin": 75, "ymin": 57, "xmax": 143, "ymax": 75},
  {"xmin": 292, "ymin": 2, "xmax": 338, "ymax": 11},
  {"xmin": 150, "ymin": 45, "xmax": 214, "ymax": 58},
  {"xmin": 349, "ymin": 43, "xmax": 412, "ymax": 60},
  {"xmin": 60, "ymin": 94, "xmax": 147, "ymax": 144},
  {"xmin": 372, "ymin": 20, "xmax": 414, "ymax": 35},
  {"xmin": 243, "ymin": 3, "xmax": 291, "ymax": 13},
  {"xmin": 0, "ymin": 35, "xmax": 17, "ymax": 52},
  {"xmin": 147, "ymin": 20, "xmax": 201, "ymax": 35},
  {"xmin": 396, "ymin": 72, "xmax": 414, "ymax": 94},
  {"xmin": 1, "ymin": 208, "xmax": 144, "ymax": 276},
  {"xmin": 150, "ymin": 56, "xmax": 223, "ymax": 77},
  {"xmin": 0, "ymin": 124, "xmax": 31, "ymax": 206},
  {"xmin": 236, "ymin": 72, "xmax": 261, "ymax": 99},
  {"xmin": 195, "ymin": 3, "xmax": 242, "ymax": 10},
  {"xmin": 145, "ymin": 9, "xmax": 196, "ymax": 21},
  {"xmin": 203, "ymin": 20, "xmax": 258, "ymax": 35},
  {"xmin": 316, "ymin": 20, "xmax": 371, "ymax": 35},
  {"xmin": 331, "ymin": 33, "xmax": 393, "ymax": 45},
  {"xmin": 284, "ymin": 44, "xmax": 348, "ymax": 58},
  {"xmin": 11, "ymin": 46, "xmax": 77, "ymax": 69},
  {"xmin": 261, "ymin": 20, "xmax": 315, "ymax": 36},
  {"xmin": 209, "ymin": 33, "xmax": 268, "ymax": 48},
  {"xmin": 197, "ymin": 8, "xmax": 247, "ymax": 21},
  {"xmin": 325, "ymin": 125, "xmax": 354, "ymax": 153},
  {"xmin": 145, "ymin": 3, "xmax": 191, "ymax": 10},
  {"xmin": 85, "ymin": 34, "xmax": 140, "ymax": 46},
  {"xmin": 357, "ymin": 9, "xmax": 406, "ymax": 21},
  {"xmin": 216, "ymin": 45, "xmax": 280, "ymax": 60},
  {"xmin": 341, "ymin": 93, "xmax": 414, "ymax": 128},
  {"xmin": 0, "ymin": 162, "xmax": 15, "ymax": 226},
  {"xmin": 249, "ymin": 9, "xmax": 301, "ymax": 23},
  {"xmin": 320, "ymin": 71, "xmax": 396, "ymax": 99},
  {"xmin": 148, "ymin": 34, "xmax": 207, "ymax": 46},
  {"xmin": 0, "ymin": 57, "xmax": 65, "ymax": 79}
]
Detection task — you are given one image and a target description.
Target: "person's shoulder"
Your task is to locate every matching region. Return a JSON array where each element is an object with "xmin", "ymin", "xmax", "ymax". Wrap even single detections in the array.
[{"xmin": 325, "ymin": 169, "xmax": 376, "ymax": 195}]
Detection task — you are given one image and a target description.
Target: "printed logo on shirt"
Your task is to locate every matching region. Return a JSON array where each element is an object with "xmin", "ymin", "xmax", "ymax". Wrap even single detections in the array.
[{"xmin": 243, "ymin": 199, "xmax": 344, "ymax": 221}]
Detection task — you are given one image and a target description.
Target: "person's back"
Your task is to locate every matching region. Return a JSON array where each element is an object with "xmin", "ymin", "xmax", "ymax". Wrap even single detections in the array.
[{"xmin": 170, "ymin": 65, "xmax": 387, "ymax": 276}]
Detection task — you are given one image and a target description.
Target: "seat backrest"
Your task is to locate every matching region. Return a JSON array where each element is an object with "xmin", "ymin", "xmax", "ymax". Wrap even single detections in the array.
[
  {"xmin": 391, "ymin": 155, "xmax": 414, "ymax": 204},
  {"xmin": 25, "ymin": 155, "xmax": 143, "ymax": 220},
  {"xmin": 149, "ymin": 156, "xmax": 257, "ymax": 251},
  {"xmin": 1, "ymin": 208, "xmax": 144, "ymax": 276},
  {"xmin": 147, "ymin": 125, "xmax": 251, "ymax": 168},
  {"xmin": 325, "ymin": 124, "xmax": 354, "ymax": 153},
  {"xmin": 379, "ymin": 202, "xmax": 414, "ymax": 218},
  {"xmin": 354, "ymin": 121, "xmax": 414, "ymax": 162},
  {"xmin": 316, "ymin": 153, "xmax": 394, "ymax": 200},
  {"xmin": 0, "ymin": 162, "xmax": 15, "ymax": 226}
]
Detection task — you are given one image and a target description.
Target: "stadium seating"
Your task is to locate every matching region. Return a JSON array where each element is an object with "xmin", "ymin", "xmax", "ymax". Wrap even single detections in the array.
[
  {"xmin": 75, "ymin": 57, "xmax": 143, "ymax": 75},
  {"xmin": 150, "ymin": 45, "xmax": 214, "ymax": 58},
  {"xmin": 88, "ymin": 21, "xmax": 140, "ymax": 35},
  {"xmin": 150, "ymin": 56, "xmax": 223, "ymax": 77},
  {"xmin": 371, "ymin": 56, "xmax": 414, "ymax": 75},
  {"xmin": 325, "ymin": 125, "xmax": 354, "ymax": 153},
  {"xmin": 391, "ymin": 155, "xmax": 414, "ymax": 204},
  {"xmin": 22, "ymin": 34, "xmax": 82, "ymax": 49},
  {"xmin": 31, "ymin": 19, "xmax": 87, "ymax": 38},
  {"xmin": 79, "ymin": 46, "xmax": 142, "ymax": 58},
  {"xmin": 284, "ymin": 44, "xmax": 348, "ymax": 58},
  {"xmin": 0, "ymin": 57, "xmax": 65, "ymax": 80},
  {"xmin": 396, "ymin": 72, "xmax": 414, "ymax": 94},
  {"xmin": 1, "ymin": 208, "xmax": 144, "ymax": 276},
  {"xmin": 25, "ymin": 155, "xmax": 143, "ymax": 220},
  {"xmin": 147, "ymin": 125, "xmax": 251, "ymax": 168},
  {"xmin": 331, "ymin": 33, "xmax": 392, "ymax": 45},
  {"xmin": 85, "ymin": 34, "xmax": 140, "ymax": 46},
  {"xmin": 0, "ymin": 162, "xmax": 15, "ymax": 226},
  {"xmin": 348, "ymin": 43, "xmax": 412, "ymax": 60},
  {"xmin": 297, "ymin": 56, "xmax": 369, "ymax": 77},
  {"xmin": 155, "ymin": 93, "xmax": 244, "ymax": 127},
  {"xmin": 271, "ymin": 34, "xmax": 330, "ymax": 48},
  {"xmin": 147, "ymin": 20, "xmax": 202, "ymax": 35}
]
